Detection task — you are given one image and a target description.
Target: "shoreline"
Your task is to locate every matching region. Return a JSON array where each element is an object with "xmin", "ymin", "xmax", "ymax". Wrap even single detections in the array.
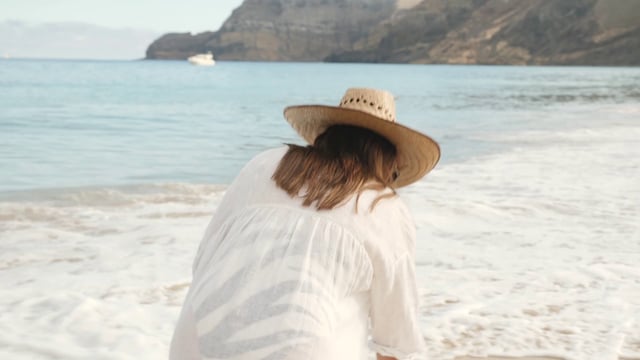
[
  {"xmin": 456, "ymin": 357, "xmax": 640, "ymax": 360},
  {"xmin": 456, "ymin": 357, "xmax": 563, "ymax": 360}
]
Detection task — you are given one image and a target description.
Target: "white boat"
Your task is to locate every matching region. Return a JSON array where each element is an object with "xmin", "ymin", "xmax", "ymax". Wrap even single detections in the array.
[{"xmin": 187, "ymin": 52, "xmax": 215, "ymax": 66}]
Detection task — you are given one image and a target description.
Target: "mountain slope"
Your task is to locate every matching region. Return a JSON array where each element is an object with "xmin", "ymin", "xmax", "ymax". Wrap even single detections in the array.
[
  {"xmin": 146, "ymin": 0, "xmax": 640, "ymax": 65},
  {"xmin": 147, "ymin": 0, "xmax": 396, "ymax": 61}
]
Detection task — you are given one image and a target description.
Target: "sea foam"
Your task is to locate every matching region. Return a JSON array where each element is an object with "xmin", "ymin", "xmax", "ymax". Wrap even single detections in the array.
[
  {"xmin": 408, "ymin": 123, "xmax": 640, "ymax": 359},
  {"xmin": 1, "ymin": 124, "xmax": 639, "ymax": 360}
]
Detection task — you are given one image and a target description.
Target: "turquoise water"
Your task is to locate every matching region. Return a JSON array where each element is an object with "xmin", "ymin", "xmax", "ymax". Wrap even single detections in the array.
[
  {"xmin": 1, "ymin": 59, "xmax": 639, "ymax": 192},
  {"xmin": 1, "ymin": 59, "xmax": 640, "ymax": 359}
]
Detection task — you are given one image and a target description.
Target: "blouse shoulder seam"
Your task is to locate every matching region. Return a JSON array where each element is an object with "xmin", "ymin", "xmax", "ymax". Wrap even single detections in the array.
[{"xmin": 243, "ymin": 203, "xmax": 375, "ymax": 282}]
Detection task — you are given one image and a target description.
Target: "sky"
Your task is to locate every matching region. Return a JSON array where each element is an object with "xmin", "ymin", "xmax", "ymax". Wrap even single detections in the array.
[{"xmin": 0, "ymin": 0, "xmax": 245, "ymax": 33}]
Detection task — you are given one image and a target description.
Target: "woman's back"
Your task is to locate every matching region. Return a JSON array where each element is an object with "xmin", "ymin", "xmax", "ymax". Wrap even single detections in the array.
[
  {"xmin": 171, "ymin": 88, "xmax": 439, "ymax": 360},
  {"xmin": 170, "ymin": 147, "xmax": 421, "ymax": 360}
]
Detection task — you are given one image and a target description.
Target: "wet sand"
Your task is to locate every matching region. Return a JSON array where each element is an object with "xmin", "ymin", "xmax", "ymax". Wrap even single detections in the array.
[
  {"xmin": 456, "ymin": 357, "xmax": 640, "ymax": 360},
  {"xmin": 456, "ymin": 357, "xmax": 563, "ymax": 360}
]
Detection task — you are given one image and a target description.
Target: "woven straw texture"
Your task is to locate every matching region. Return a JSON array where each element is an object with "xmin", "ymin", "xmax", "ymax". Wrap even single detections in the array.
[{"xmin": 284, "ymin": 88, "xmax": 440, "ymax": 187}]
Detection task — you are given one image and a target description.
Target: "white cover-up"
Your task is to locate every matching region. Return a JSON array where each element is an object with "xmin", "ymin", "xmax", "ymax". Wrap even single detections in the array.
[{"xmin": 170, "ymin": 147, "xmax": 426, "ymax": 360}]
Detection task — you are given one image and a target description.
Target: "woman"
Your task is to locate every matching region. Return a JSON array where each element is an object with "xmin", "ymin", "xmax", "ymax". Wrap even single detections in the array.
[{"xmin": 170, "ymin": 88, "xmax": 440, "ymax": 360}]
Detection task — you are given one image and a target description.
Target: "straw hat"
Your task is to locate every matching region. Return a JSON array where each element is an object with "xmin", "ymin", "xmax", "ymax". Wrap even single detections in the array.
[{"xmin": 284, "ymin": 88, "xmax": 440, "ymax": 188}]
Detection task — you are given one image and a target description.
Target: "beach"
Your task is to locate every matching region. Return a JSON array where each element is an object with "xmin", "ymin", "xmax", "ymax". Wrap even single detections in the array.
[
  {"xmin": 457, "ymin": 357, "xmax": 640, "ymax": 360},
  {"xmin": 1, "ymin": 119, "xmax": 638, "ymax": 359},
  {"xmin": 1, "ymin": 61, "xmax": 639, "ymax": 359},
  {"xmin": 457, "ymin": 357, "xmax": 563, "ymax": 360}
]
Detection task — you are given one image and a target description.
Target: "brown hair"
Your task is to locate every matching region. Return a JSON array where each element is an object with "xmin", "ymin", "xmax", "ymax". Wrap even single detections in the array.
[{"xmin": 272, "ymin": 125, "xmax": 399, "ymax": 211}]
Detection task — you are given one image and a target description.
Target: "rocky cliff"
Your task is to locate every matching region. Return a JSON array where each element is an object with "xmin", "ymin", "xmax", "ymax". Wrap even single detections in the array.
[
  {"xmin": 147, "ymin": 0, "xmax": 396, "ymax": 61},
  {"xmin": 146, "ymin": 0, "xmax": 640, "ymax": 65},
  {"xmin": 329, "ymin": 0, "xmax": 640, "ymax": 65}
]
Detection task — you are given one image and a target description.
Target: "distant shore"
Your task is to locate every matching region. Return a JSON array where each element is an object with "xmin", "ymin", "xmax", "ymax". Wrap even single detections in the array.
[{"xmin": 146, "ymin": 0, "xmax": 640, "ymax": 66}]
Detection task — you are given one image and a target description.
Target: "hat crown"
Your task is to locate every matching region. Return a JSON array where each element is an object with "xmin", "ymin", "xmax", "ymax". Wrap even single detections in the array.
[{"xmin": 338, "ymin": 88, "xmax": 396, "ymax": 123}]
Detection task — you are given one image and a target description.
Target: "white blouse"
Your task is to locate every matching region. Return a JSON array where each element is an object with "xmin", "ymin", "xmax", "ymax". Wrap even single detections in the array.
[{"xmin": 170, "ymin": 147, "xmax": 426, "ymax": 360}]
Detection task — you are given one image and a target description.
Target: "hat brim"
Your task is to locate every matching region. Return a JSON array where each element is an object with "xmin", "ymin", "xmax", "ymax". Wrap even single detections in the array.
[{"xmin": 283, "ymin": 105, "xmax": 441, "ymax": 188}]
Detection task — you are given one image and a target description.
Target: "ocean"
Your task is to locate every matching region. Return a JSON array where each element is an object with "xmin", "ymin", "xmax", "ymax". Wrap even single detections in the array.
[{"xmin": 0, "ymin": 59, "xmax": 639, "ymax": 360}]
